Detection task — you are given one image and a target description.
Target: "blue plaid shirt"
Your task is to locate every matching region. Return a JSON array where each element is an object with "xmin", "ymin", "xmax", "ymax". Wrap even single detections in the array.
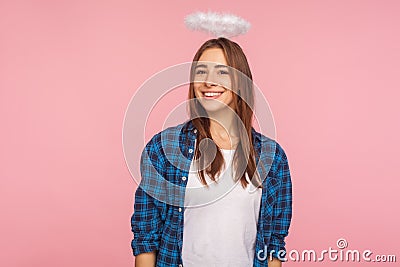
[{"xmin": 131, "ymin": 119, "xmax": 292, "ymax": 266}]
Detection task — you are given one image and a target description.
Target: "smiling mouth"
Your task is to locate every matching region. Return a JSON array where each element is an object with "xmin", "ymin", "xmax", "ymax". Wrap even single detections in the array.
[{"xmin": 202, "ymin": 91, "xmax": 224, "ymax": 99}]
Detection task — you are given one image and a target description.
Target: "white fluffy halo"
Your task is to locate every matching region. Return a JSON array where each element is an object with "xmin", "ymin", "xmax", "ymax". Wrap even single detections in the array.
[{"xmin": 184, "ymin": 11, "xmax": 251, "ymax": 38}]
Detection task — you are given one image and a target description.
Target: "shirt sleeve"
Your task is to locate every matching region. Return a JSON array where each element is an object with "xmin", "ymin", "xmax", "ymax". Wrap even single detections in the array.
[
  {"xmin": 131, "ymin": 136, "xmax": 165, "ymax": 256},
  {"xmin": 267, "ymin": 144, "xmax": 293, "ymax": 261}
]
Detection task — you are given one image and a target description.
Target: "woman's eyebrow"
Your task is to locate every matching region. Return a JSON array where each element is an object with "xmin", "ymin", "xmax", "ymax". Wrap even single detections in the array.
[
  {"xmin": 194, "ymin": 64, "xmax": 229, "ymax": 69},
  {"xmin": 194, "ymin": 64, "xmax": 208, "ymax": 69},
  {"xmin": 214, "ymin": 64, "xmax": 229, "ymax": 69}
]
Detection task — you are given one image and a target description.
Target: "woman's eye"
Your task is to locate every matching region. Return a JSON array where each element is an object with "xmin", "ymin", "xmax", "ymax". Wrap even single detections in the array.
[
  {"xmin": 195, "ymin": 70, "xmax": 206, "ymax": 75},
  {"xmin": 218, "ymin": 70, "xmax": 229, "ymax": 75}
]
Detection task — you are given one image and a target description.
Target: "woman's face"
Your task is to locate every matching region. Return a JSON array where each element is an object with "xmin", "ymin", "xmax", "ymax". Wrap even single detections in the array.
[{"xmin": 193, "ymin": 48, "xmax": 235, "ymax": 113}]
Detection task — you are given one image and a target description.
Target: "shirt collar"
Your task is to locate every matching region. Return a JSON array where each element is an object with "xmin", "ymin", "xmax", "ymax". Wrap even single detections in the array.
[{"xmin": 182, "ymin": 119, "xmax": 196, "ymax": 132}]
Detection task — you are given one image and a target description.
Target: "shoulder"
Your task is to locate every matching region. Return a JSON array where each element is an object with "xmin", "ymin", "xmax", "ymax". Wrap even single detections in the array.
[{"xmin": 144, "ymin": 120, "xmax": 191, "ymax": 150}]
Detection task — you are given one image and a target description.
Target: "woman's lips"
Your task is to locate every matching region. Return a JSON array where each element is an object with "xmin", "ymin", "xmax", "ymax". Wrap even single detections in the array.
[{"xmin": 202, "ymin": 91, "xmax": 224, "ymax": 99}]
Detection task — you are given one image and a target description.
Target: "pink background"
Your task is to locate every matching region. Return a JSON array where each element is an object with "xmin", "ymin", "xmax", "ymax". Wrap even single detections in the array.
[{"xmin": 1, "ymin": 0, "xmax": 399, "ymax": 266}]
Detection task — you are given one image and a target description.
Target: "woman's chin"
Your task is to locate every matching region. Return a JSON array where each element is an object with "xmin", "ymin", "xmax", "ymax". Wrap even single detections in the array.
[{"xmin": 199, "ymin": 99, "xmax": 233, "ymax": 113}]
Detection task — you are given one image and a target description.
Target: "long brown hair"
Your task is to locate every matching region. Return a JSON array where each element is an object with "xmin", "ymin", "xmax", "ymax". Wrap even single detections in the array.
[{"xmin": 188, "ymin": 37, "xmax": 261, "ymax": 188}]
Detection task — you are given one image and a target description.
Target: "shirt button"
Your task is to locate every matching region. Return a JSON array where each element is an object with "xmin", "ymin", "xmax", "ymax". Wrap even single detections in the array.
[
  {"xmin": 178, "ymin": 207, "xmax": 182, "ymax": 212},
  {"xmin": 188, "ymin": 148, "xmax": 193, "ymax": 153},
  {"xmin": 182, "ymin": 176, "xmax": 187, "ymax": 181},
  {"xmin": 193, "ymin": 129, "xmax": 197, "ymax": 133}
]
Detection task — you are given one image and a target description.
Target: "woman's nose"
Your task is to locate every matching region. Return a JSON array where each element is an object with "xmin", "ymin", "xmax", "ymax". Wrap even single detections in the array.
[
  {"xmin": 205, "ymin": 74, "xmax": 218, "ymax": 87},
  {"xmin": 204, "ymin": 70, "xmax": 218, "ymax": 87},
  {"xmin": 205, "ymin": 80, "xmax": 217, "ymax": 87}
]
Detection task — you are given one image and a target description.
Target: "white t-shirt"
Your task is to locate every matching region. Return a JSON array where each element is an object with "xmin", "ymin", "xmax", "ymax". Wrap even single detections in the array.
[{"xmin": 182, "ymin": 149, "xmax": 262, "ymax": 267}]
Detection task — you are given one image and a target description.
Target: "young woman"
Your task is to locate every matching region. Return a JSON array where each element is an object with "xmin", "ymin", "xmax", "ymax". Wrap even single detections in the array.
[{"xmin": 131, "ymin": 38, "xmax": 292, "ymax": 267}]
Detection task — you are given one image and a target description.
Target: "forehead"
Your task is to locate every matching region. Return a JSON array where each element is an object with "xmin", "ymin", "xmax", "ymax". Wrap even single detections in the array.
[{"xmin": 198, "ymin": 48, "xmax": 228, "ymax": 65}]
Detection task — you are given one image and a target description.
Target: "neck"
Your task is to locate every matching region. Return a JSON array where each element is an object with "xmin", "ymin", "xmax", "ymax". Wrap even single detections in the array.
[{"xmin": 207, "ymin": 109, "xmax": 238, "ymax": 139}]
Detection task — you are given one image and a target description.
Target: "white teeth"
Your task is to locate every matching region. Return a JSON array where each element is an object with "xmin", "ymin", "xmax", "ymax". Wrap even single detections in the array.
[{"xmin": 204, "ymin": 92, "xmax": 222, "ymax": 97}]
